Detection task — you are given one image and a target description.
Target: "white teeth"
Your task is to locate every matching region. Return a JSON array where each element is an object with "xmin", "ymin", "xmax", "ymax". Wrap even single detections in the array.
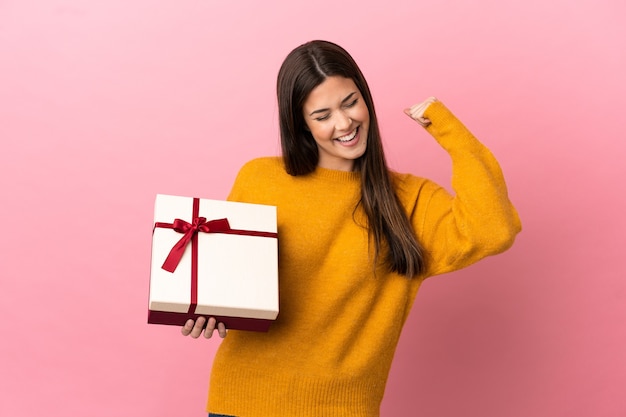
[{"xmin": 336, "ymin": 128, "xmax": 358, "ymax": 142}]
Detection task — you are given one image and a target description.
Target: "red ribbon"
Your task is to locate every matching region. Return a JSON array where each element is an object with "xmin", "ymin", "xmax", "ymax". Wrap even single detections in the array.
[
  {"xmin": 156, "ymin": 216, "xmax": 232, "ymax": 273},
  {"xmin": 153, "ymin": 197, "xmax": 278, "ymax": 314}
]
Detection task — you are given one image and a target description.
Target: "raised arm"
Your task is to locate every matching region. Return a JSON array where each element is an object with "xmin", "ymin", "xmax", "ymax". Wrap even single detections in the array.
[{"xmin": 403, "ymin": 99, "xmax": 522, "ymax": 277}]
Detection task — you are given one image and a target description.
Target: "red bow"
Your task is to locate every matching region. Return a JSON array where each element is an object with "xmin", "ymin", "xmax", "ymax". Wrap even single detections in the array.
[{"xmin": 158, "ymin": 217, "xmax": 231, "ymax": 272}]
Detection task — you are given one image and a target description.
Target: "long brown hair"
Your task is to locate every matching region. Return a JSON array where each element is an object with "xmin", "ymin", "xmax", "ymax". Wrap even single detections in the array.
[{"xmin": 277, "ymin": 40, "xmax": 426, "ymax": 277}]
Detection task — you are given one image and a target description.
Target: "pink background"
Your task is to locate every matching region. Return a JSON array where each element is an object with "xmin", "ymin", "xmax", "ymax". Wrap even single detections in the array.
[{"xmin": 1, "ymin": 0, "xmax": 624, "ymax": 416}]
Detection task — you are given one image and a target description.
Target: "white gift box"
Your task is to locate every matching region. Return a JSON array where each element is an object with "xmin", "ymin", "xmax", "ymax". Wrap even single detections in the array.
[{"xmin": 148, "ymin": 194, "xmax": 279, "ymax": 331}]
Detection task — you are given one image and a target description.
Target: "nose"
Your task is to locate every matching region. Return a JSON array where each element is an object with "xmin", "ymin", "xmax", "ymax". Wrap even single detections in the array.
[{"xmin": 335, "ymin": 111, "xmax": 352, "ymax": 131}]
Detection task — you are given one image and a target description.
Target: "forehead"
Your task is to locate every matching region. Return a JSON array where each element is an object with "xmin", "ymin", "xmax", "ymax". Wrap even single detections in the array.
[{"xmin": 303, "ymin": 76, "xmax": 360, "ymax": 110}]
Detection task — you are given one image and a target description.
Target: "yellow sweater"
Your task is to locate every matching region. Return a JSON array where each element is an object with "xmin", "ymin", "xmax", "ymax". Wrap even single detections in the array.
[{"xmin": 207, "ymin": 102, "xmax": 522, "ymax": 416}]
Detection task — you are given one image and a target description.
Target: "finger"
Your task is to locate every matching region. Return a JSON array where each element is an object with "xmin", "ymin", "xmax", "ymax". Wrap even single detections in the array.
[
  {"xmin": 419, "ymin": 97, "xmax": 438, "ymax": 119},
  {"xmin": 417, "ymin": 117, "xmax": 432, "ymax": 127},
  {"xmin": 181, "ymin": 319, "xmax": 195, "ymax": 336},
  {"xmin": 404, "ymin": 108, "xmax": 421, "ymax": 121},
  {"xmin": 217, "ymin": 322, "xmax": 228, "ymax": 338},
  {"xmin": 190, "ymin": 316, "xmax": 207, "ymax": 339},
  {"xmin": 405, "ymin": 97, "xmax": 438, "ymax": 118},
  {"xmin": 405, "ymin": 104, "xmax": 428, "ymax": 120},
  {"xmin": 203, "ymin": 317, "xmax": 218, "ymax": 339},
  {"xmin": 406, "ymin": 108, "xmax": 431, "ymax": 126},
  {"xmin": 404, "ymin": 104, "xmax": 423, "ymax": 118}
]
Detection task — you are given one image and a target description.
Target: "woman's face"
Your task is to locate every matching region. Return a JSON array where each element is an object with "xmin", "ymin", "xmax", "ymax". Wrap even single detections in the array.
[{"xmin": 302, "ymin": 76, "xmax": 370, "ymax": 172}]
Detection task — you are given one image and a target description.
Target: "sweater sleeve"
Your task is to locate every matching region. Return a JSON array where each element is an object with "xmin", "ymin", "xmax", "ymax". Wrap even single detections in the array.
[
  {"xmin": 226, "ymin": 158, "xmax": 270, "ymax": 203},
  {"xmin": 226, "ymin": 157, "xmax": 284, "ymax": 205},
  {"xmin": 227, "ymin": 162, "xmax": 252, "ymax": 203},
  {"xmin": 407, "ymin": 101, "xmax": 522, "ymax": 278}
]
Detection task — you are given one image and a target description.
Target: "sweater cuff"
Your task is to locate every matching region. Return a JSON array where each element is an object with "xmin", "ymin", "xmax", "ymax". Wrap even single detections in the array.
[
  {"xmin": 423, "ymin": 100, "xmax": 454, "ymax": 125},
  {"xmin": 423, "ymin": 101, "xmax": 479, "ymax": 152}
]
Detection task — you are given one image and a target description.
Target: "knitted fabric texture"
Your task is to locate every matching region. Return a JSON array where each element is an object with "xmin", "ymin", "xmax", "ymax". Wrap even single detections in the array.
[{"xmin": 207, "ymin": 102, "xmax": 522, "ymax": 417}]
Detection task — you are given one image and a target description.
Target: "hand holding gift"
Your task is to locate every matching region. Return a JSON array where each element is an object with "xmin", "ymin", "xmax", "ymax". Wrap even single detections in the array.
[{"xmin": 181, "ymin": 317, "xmax": 228, "ymax": 339}]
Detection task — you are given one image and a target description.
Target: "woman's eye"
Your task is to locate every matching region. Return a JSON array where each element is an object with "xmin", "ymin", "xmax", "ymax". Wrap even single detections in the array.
[
  {"xmin": 315, "ymin": 114, "xmax": 330, "ymax": 121},
  {"xmin": 345, "ymin": 99, "xmax": 358, "ymax": 108}
]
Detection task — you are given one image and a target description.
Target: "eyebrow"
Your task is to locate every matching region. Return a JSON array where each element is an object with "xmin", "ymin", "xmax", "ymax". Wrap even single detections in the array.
[{"xmin": 308, "ymin": 92, "xmax": 357, "ymax": 116}]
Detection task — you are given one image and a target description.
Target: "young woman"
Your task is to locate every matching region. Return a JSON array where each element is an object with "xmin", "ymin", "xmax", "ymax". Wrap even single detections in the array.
[{"xmin": 182, "ymin": 40, "xmax": 522, "ymax": 417}]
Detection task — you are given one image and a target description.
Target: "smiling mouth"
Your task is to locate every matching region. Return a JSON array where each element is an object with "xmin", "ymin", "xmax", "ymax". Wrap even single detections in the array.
[{"xmin": 335, "ymin": 127, "xmax": 359, "ymax": 143}]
